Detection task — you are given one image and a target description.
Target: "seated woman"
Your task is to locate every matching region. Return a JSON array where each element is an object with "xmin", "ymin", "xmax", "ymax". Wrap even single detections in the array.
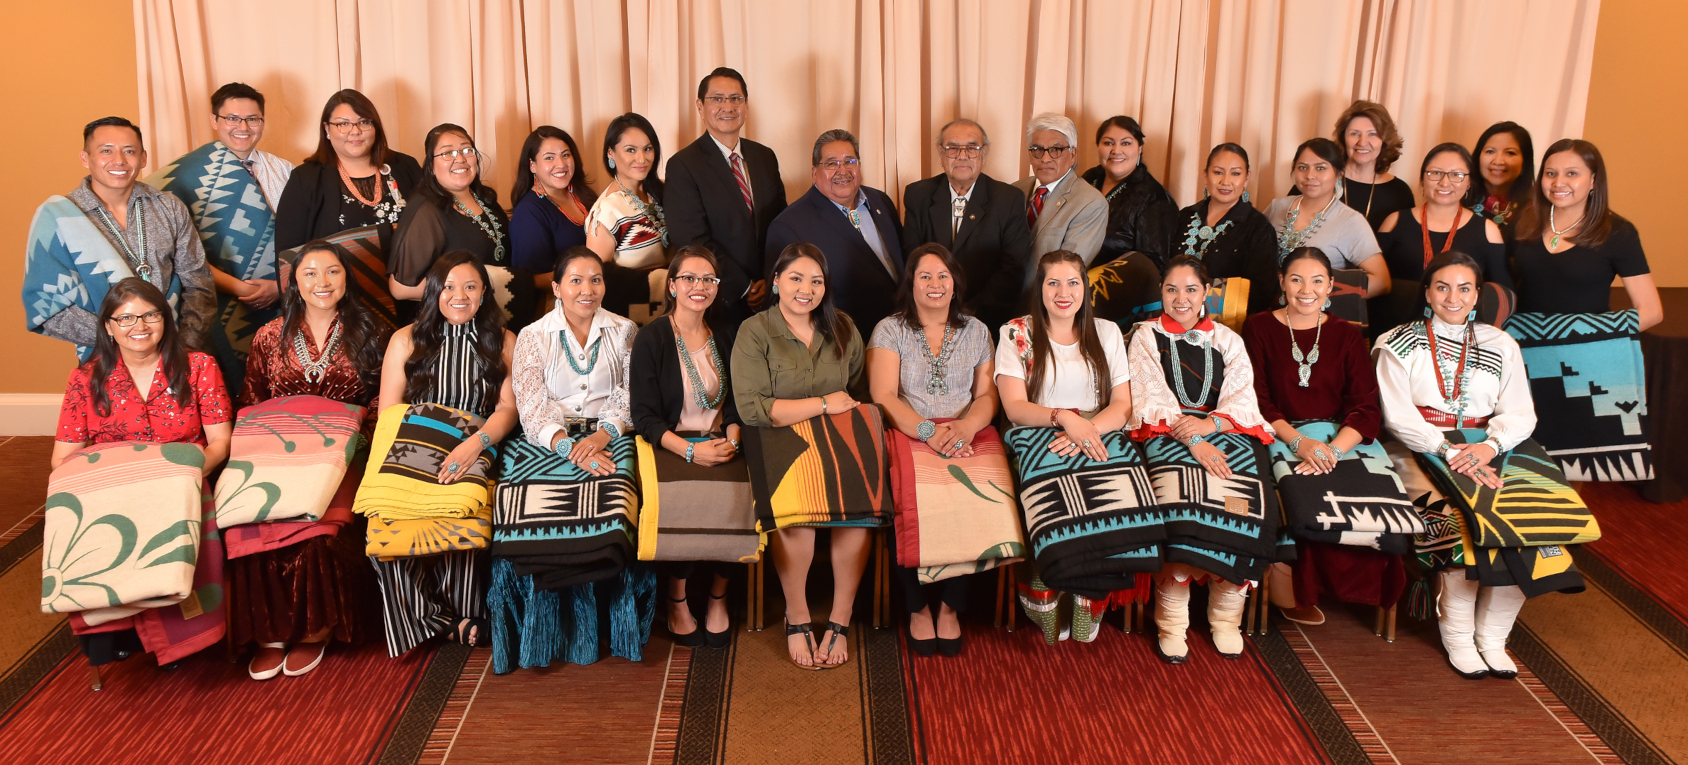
[
  {"xmin": 1128, "ymin": 255, "xmax": 1279, "ymax": 664},
  {"xmin": 630, "ymin": 245, "xmax": 744, "ymax": 650},
  {"xmin": 509, "ymin": 125, "xmax": 597, "ymax": 289},
  {"xmin": 233, "ymin": 240, "xmax": 389, "ymax": 680},
  {"xmin": 869, "ymin": 243, "xmax": 1005, "ymax": 657},
  {"xmin": 1375, "ymin": 251, "xmax": 1595, "ymax": 679},
  {"xmin": 996, "ymin": 250, "xmax": 1141, "ymax": 646},
  {"xmin": 51, "ymin": 277, "xmax": 233, "ymax": 669},
  {"xmin": 373, "ymin": 251, "xmax": 518, "ymax": 655},
  {"xmin": 1240, "ymin": 248, "xmax": 1418, "ymax": 627},
  {"xmin": 732, "ymin": 243, "xmax": 874, "ymax": 670}
]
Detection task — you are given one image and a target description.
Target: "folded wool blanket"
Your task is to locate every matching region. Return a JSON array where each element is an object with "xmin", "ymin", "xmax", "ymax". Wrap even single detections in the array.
[
  {"xmin": 226, "ymin": 467, "xmax": 358, "ymax": 560},
  {"xmin": 1267, "ymin": 420, "xmax": 1423, "ymax": 550},
  {"xmin": 366, "ymin": 505, "xmax": 492, "ymax": 561},
  {"xmin": 887, "ymin": 424, "xmax": 1025, "ymax": 583},
  {"xmin": 743, "ymin": 407, "xmax": 889, "ymax": 531},
  {"xmin": 1506, "ymin": 310, "xmax": 1653, "ymax": 481},
  {"xmin": 1142, "ymin": 431, "xmax": 1282, "ymax": 584},
  {"xmin": 277, "ymin": 224, "xmax": 401, "ymax": 331},
  {"xmin": 494, "ymin": 437, "xmax": 640, "ymax": 590},
  {"xmin": 354, "ymin": 403, "xmax": 493, "ymax": 521},
  {"xmin": 634, "ymin": 435, "xmax": 761, "ymax": 563},
  {"xmin": 217, "ymin": 395, "xmax": 365, "ymax": 527},
  {"xmin": 1005, "ymin": 427, "xmax": 1162, "ymax": 597},
  {"xmin": 1415, "ymin": 429, "xmax": 1600, "ymax": 550}
]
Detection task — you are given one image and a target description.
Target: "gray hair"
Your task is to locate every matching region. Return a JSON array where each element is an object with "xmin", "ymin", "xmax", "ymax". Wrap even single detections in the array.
[
  {"xmin": 812, "ymin": 129, "xmax": 860, "ymax": 166},
  {"xmin": 936, "ymin": 118, "xmax": 989, "ymax": 147},
  {"xmin": 1024, "ymin": 112, "xmax": 1077, "ymax": 148}
]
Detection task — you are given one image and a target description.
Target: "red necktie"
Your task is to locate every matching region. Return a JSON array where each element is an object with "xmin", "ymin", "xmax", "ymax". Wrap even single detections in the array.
[
  {"xmin": 1028, "ymin": 186, "xmax": 1048, "ymax": 228},
  {"xmin": 729, "ymin": 153, "xmax": 754, "ymax": 213}
]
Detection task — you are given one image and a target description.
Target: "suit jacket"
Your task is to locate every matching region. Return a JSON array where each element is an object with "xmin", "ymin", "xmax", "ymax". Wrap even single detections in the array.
[
  {"xmin": 664, "ymin": 134, "xmax": 788, "ymax": 322},
  {"xmin": 629, "ymin": 313, "xmax": 742, "ymax": 446},
  {"xmin": 1013, "ymin": 172, "xmax": 1108, "ymax": 288},
  {"xmin": 764, "ymin": 185, "xmax": 904, "ymax": 332},
  {"xmin": 901, "ymin": 173, "xmax": 1033, "ymax": 331}
]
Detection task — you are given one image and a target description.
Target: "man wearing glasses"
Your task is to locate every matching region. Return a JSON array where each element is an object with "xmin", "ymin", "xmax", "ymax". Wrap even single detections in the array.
[
  {"xmin": 664, "ymin": 67, "xmax": 788, "ymax": 327},
  {"xmin": 900, "ymin": 118, "xmax": 1032, "ymax": 333},
  {"xmin": 765, "ymin": 129, "xmax": 903, "ymax": 331},
  {"xmin": 1013, "ymin": 112, "xmax": 1107, "ymax": 290},
  {"xmin": 23, "ymin": 116, "xmax": 214, "ymax": 361},
  {"xmin": 145, "ymin": 82, "xmax": 293, "ymax": 392}
]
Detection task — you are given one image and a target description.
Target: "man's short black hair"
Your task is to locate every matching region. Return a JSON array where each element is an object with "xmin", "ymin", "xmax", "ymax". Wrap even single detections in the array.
[
  {"xmin": 211, "ymin": 82, "xmax": 266, "ymax": 114},
  {"xmin": 696, "ymin": 67, "xmax": 748, "ymax": 101},
  {"xmin": 83, "ymin": 116, "xmax": 143, "ymax": 147}
]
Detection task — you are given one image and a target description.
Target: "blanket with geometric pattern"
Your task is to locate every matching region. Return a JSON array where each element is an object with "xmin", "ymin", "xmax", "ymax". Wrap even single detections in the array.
[{"xmin": 1506, "ymin": 310, "xmax": 1652, "ymax": 481}]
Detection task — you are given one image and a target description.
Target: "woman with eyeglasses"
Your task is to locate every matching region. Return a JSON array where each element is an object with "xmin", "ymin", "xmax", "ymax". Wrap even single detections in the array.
[
  {"xmin": 587, "ymin": 113, "xmax": 669, "ymax": 323},
  {"xmin": 1372, "ymin": 143, "xmax": 1510, "ymax": 335},
  {"xmin": 275, "ymin": 89, "xmax": 423, "ymax": 251},
  {"xmin": 388, "ymin": 124, "xmax": 535, "ymax": 331},
  {"xmin": 1082, "ymin": 115, "xmax": 1181, "ymax": 270},
  {"xmin": 509, "ymin": 126, "xmax": 599, "ymax": 291}
]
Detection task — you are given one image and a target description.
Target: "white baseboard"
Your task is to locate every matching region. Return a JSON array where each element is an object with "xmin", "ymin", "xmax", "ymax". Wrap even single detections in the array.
[{"xmin": 0, "ymin": 394, "xmax": 64, "ymax": 436}]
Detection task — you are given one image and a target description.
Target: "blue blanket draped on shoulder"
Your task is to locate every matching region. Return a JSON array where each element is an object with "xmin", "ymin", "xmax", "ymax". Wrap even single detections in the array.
[
  {"xmin": 1268, "ymin": 420, "xmax": 1422, "ymax": 554},
  {"xmin": 1506, "ymin": 310, "xmax": 1652, "ymax": 482},
  {"xmin": 1143, "ymin": 431, "xmax": 1284, "ymax": 584},
  {"xmin": 22, "ymin": 196, "xmax": 182, "ymax": 362},
  {"xmin": 148, "ymin": 142, "xmax": 279, "ymax": 393},
  {"xmin": 743, "ymin": 407, "xmax": 890, "ymax": 530}
]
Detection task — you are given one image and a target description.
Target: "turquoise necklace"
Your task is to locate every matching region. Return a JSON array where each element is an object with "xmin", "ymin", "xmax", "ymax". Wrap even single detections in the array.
[{"xmin": 676, "ymin": 331, "xmax": 727, "ymax": 410}]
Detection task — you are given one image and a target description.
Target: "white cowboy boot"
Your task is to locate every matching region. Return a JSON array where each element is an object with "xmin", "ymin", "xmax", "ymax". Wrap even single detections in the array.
[
  {"xmin": 1438, "ymin": 570, "xmax": 1488, "ymax": 679},
  {"xmin": 1155, "ymin": 580, "xmax": 1191, "ymax": 664},
  {"xmin": 1475, "ymin": 585, "xmax": 1526, "ymax": 679},
  {"xmin": 1208, "ymin": 580, "xmax": 1248, "ymax": 658}
]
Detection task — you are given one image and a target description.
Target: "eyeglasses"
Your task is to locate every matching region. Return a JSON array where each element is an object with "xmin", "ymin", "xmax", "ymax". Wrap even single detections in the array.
[
  {"xmin": 820, "ymin": 157, "xmax": 861, "ymax": 171},
  {"xmin": 109, "ymin": 310, "xmax": 164, "ymax": 328},
  {"xmin": 1027, "ymin": 145, "xmax": 1072, "ymax": 159},
  {"xmin": 216, "ymin": 114, "xmax": 265, "ymax": 128},
  {"xmin": 673, "ymin": 275, "xmax": 721, "ymax": 287},
  {"xmin": 705, "ymin": 95, "xmax": 746, "ymax": 106},
  {"xmin": 1424, "ymin": 170, "xmax": 1470, "ymax": 182},
  {"xmin": 433, "ymin": 147, "xmax": 478, "ymax": 161},
  {"xmin": 328, "ymin": 119, "xmax": 375, "ymax": 134},
  {"xmin": 942, "ymin": 145, "xmax": 984, "ymax": 158}
]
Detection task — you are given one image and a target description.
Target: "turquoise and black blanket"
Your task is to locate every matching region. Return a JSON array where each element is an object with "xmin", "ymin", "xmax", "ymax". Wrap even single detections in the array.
[
  {"xmin": 1267, "ymin": 420, "xmax": 1422, "ymax": 554},
  {"xmin": 1506, "ymin": 311, "xmax": 1652, "ymax": 481},
  {"xmin": 22, "ymin": 196, "xmax": 182, "ymax": 362},
  {"xmin": 492, "ymin": 436, "xmax": 641, "ymax": 591},
  {"xmin": 148, "ymin": 142, "xmax": 280, "ymax": 394},
  {"xmin": 1143, "ymin": 431, "xmax": 1283, "ymax": 583}
]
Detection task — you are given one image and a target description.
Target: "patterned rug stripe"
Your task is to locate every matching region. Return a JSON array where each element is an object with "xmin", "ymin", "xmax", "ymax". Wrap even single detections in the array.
[
  {"xmin": 649, "ymin": 643, "xmax": 689, "ymax": 765},
  {"xmin": 1269, "ymin": 621, "xmax": 1386, "ymax": 764},
  {"xmin": 418, "ymin": 646, "xmax": 490, "ymax": 764},
  {"xmin": 1510, "ymin": 645, "xmax": 1625, "ymax": 765}
]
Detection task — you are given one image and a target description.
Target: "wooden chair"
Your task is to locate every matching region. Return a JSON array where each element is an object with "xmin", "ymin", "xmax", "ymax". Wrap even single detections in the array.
[{"xmin": 746, "ymin": 528, "xmax": 893, "ymax": 631}]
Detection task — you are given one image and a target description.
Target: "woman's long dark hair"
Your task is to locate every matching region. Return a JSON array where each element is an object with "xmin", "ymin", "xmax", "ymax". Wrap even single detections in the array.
[
  {"xmin": 510, "ymin": 125, "xmax": 598, "ymax": 211},
  {"xmin": 893, "ymin": 243, "xmax": 969, "ymax": 331},
  {"xmin": 419, "ymin": 123, "xmax": 501, "ymax": 210},
  {"xmin": 87, "ymin": 278, "xmax": 191, "ymax": 418},
  {"xmin": 1027, "ymin": 250, "xmax": 1110, "ymax": 408},
  {"xmin": 306, "ymin": 89, "xmax": 392, "ymax": 169},
  {"xmin": 1419, "ymin": 142, "xmax": 1485, "ymax": 210},
  {"xmin": 602, "ymin": 113, "xmax": 664, "ymax": 201},
  {"xmin": 281, "ymin": 240, "xmax": 389, "ymax": 398},
  {"xmin": 657, "ymin": 245, "xmax": 720, "ymax": 320},
  {"xmin": 1471, "ymin": 121, "xmax": 1535, "ymax": 203},
  {"xmin": 404, "ymin": 251, "xmax": 507, "ymax": 415},
  {"xmin": 769, "ymin": 242, "xmax": 853, "ymax": 360},
  {"xmin": 1515, "ymin": 138, "xmax": 1620, "ymax": 249}
]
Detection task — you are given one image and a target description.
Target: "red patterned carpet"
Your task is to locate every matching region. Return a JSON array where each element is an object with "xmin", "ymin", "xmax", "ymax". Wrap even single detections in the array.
[{"xmin": 1580, "ymin": 482, "xmax": 1688, "ymax": 619}]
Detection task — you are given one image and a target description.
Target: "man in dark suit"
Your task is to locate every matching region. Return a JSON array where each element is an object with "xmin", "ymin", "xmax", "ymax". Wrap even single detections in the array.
[
  {"xmin": 765, "ymin": 129, "xmax": 903, "ymax": 331},
  {"xmin": 901, "ymin": 118, "xmax": 1033, "ymax": 332},
  {"xmin": 664, "ymin": 67, "xmax": 788, "ymax": 325}
]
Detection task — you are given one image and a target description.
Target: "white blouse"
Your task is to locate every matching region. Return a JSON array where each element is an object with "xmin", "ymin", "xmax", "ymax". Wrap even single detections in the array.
[
  {"xmin": 513, "ymin": 305, "xmax": 637, "ymax": 449},
  {"xmin": 994, "ymin": 317, "xmax": 1130, "ymax": 414},
  {"xmin": 1373, "ymin": 317, "xmax": 1536, "ymax": 454},
  {"xmin": 1126, "ymin": 314, "xmax": 1268, "ymax": 433}
]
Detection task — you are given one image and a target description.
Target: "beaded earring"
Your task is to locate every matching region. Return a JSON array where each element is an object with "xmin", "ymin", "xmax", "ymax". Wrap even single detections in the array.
[
  {"xmin": 1323, "ymin": 298, "xmax": 1331, "ymax": 311},
  {"xmin": 1241, "ymin": 190, "xmax": 1251, "ymax": 204},
  {"xmin": 1424, "ymin": 306, "xmax": 1433, "ymax": 319},
  {"xmin": 1468, "ymin": 307, "xmax": 1478, "ymax": 322},
  {"xmin": 772, "ymin": 284, "xmax": 779, "ymax": 295},
  {"xmin": 608, "ymin": 156, "xmax": 617, "ymax": 170},
  {"xmin": 1277, "ymin": 294, "xmax": 1286, "ymax": 306}
]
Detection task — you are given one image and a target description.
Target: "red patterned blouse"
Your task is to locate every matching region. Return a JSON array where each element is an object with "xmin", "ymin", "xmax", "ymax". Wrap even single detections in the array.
[{"xmin": 56, "ymin": 351, "xmax": 233, "ymax": 446}]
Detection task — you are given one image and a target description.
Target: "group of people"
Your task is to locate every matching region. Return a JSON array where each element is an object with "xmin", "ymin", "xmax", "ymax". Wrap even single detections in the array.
[{"xmin": 26, "ymin": 67, "xmax": 1652, "ymax": 682}]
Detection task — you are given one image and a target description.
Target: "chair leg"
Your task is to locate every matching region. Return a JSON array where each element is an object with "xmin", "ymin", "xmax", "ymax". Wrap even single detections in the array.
[
  {"xmin": 993, "ymin": 567, "xmax": 1005, "ymax": 628},
  {"xmin": 88, "ymin": 663, "xmax": 103, "ymax": 691},
  {"xmin": 872, "ymin": 531, "xmax": 888, "ymax": 629},
  {"xmin": 1385, "ymin": 603, "xmax": 1398, "ymax": 643},
  {"xmin": 1375, "ymin": 605, "xmax": 1386, "ymax": 637}
]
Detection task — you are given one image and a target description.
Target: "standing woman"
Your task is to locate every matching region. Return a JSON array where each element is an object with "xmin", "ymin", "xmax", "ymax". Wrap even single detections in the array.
[
  {"xmin": 275, "ymin": 89, "xmax": 422, "ymax": 250},
  {"xmin": 587, "ymin": 113, "xmax": 669, "ymax": 322},
  {"xmin": 389, "ymin": 124, "xmax": 534, "ymax": 331},
  {"xmin": 1082, "ymin": 115, "xmax": 1181, "ymax": 269},
  {"xmin": 1266, "ymin": 139, "xmax": 1390, "ymax": 298},
  {"xmin": 1128, "ymin": 255, "xmax": 1279, "ymax": 664},
  {"xmin": 1180, "ymin": 143, "xmax": 1279, "ymax": 316},
  {"xmin": 1470, "ymin": 122, "xmax": 1535, "ymax": 242},
  {"xmin": 732, "ymin": 243, "xmax": 872, "ymax": 670},
  {"xmin": 234, "ymin": 240, "xmax": 389, "ymax": 679},
  {"xmin": 1332, "ymin": 101, "xmax": 1414, "ymax": 230},
  {"xmin": 373, "ymin": 252, "xmax": 519, "ymax": 654},
  {"xmin": 509, "ymin": 126, "xmax": 598, "ymax": 290},
  {"xmin": 630, "ymin": 245, "xmax": 743, "ymax": 649},
  {"xmin": 1373, "ymin": 144, "xmax": 1510, "ymax": 335}
]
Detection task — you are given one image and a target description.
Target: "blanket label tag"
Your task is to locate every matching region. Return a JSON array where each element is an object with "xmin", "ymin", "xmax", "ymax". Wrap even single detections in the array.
[
  {"xmin": 1224, "ymin": 497, "xmax": 1251, "ymax": 516},
  {"xmin": 179, "ymin": 591, "xmax": 204, "ymax": 620}
]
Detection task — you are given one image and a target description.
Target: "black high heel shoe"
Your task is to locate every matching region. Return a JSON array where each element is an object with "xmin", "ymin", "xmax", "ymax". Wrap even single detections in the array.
[
  {"xmin": 703, "ymin": 592, "xmax": 732, "ymax": 650},
  {"xmin": 907, "ymin": 613, "xmax": 938, "ymax": 657},
  {"xmin": 667, "ymin": 594, "xmax": 705, "ymax": 648}
]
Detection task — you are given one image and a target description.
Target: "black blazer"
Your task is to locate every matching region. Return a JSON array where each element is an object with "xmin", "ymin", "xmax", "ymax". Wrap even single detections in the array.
[
  {"xmin": 900, "ymin": 173, "xmax": 1032, "ymax": 331},
  {"xmin": 664, "ymin": 135, "xmax": 788, "ymax": 321},
  {"xmin": 274, "ymin": 152, "xmax": 424, "ymax": 250},
  {"xmin": 630, "ymin": 314, "xmax": 743, "ymax": 446},
  {"xmin": 764, "ymin": 185, "xmax": 904, "ymax": 332}
]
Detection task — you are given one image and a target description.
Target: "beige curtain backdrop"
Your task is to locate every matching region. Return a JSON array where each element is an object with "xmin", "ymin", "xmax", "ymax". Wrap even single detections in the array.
[{"xmin": 134, "ymin": 0, "xmax": 1599, "ymax": 212}]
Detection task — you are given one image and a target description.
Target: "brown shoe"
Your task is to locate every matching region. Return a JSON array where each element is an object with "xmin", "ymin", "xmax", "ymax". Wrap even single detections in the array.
[
  {"xmin": 249, "ymin": 642, "xmax": 287, "ymax": 681},
  {"xmin": 283, "ymin": 641, "xmax": 328, "ymax": 677}
]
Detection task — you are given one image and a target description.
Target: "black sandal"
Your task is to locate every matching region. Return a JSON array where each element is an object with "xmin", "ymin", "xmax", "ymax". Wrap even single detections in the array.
[
  {"xmin": 784, "ymin": 619, "xmax": 823, "ymax": 671},
  {"xmin": 818, "ymin": 621, "xmax": 850, "ymax": 667},
  {"xmin": 703, "ymin": 592, "xmax": 732, "ymax": 650},
  {"xmin": 667, "ymin": 594, "xmax": 705, "ymax": 648},
  {"xmin": 453, "ymin": 617, "xmax": 487, "ymax": 647}
]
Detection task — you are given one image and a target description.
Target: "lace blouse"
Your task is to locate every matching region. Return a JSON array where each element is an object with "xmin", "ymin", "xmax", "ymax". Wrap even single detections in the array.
[{"xmin": 512, "ymin": 305, "xmax": 636, "ymax": 449}]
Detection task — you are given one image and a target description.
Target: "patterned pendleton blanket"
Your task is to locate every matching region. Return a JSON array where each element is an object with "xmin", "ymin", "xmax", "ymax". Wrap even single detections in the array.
[
  {"xmin": 1506, "ymin": 310, "xmax": 1653, "ymax": 481},
  {"xmin": 743, "ymin": 407, "xmax": 890, "ymax": 530},
  {"xmin": 225, "ymin": 467, "xmax": 358, "ymax": 559},
  {"xmin": 354, "ymin": 404, "xmax": 494, "ymax": 521},
  {"xmin": 1143, "ymin": 431, "xmax": 1281, "ymax": 584},
  {"xmin": 1415, "ymin": 429, "xmax": 1600, "ymax": 550},
  {"xmin": 148, "ymin": 141, "xmax": 280, "ymax": 392},
  {"xmin": 215, "ymin": 395, "xmax": 365, "ymax": 527},
  {"xmin": 22, "ymin": 196, "xmax": 183, "ymax": 362},
  {"xmin": 888, "ymin": 425, "xmax": 1025, "ymax": 583},
  {"xmin": 494, "ymin": 437, "xmax": 641, "ymax": 590},
  {"xmin": 1005, "ymin": 427, "xmax": 1161, "ymax": 596},
  {"xmin": 1268, "ymin": 420, "xmax": 1422, "ymax": 551},
  {"xmin": 277, "ymin": 224, "xmax": 400, "ymax": 331},
  {"xmin": 365, "ymin": 505, "xmax": 492, "ymax": 560},
  {"xmin": 634, "ymin": 435, "xmax": 761, "ymax": 563}
]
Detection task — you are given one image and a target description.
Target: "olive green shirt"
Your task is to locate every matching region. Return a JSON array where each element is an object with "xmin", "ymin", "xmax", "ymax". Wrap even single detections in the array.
[{"xmin": 731, "ymin": 307, "xmax": 867, "ymax": 427}]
